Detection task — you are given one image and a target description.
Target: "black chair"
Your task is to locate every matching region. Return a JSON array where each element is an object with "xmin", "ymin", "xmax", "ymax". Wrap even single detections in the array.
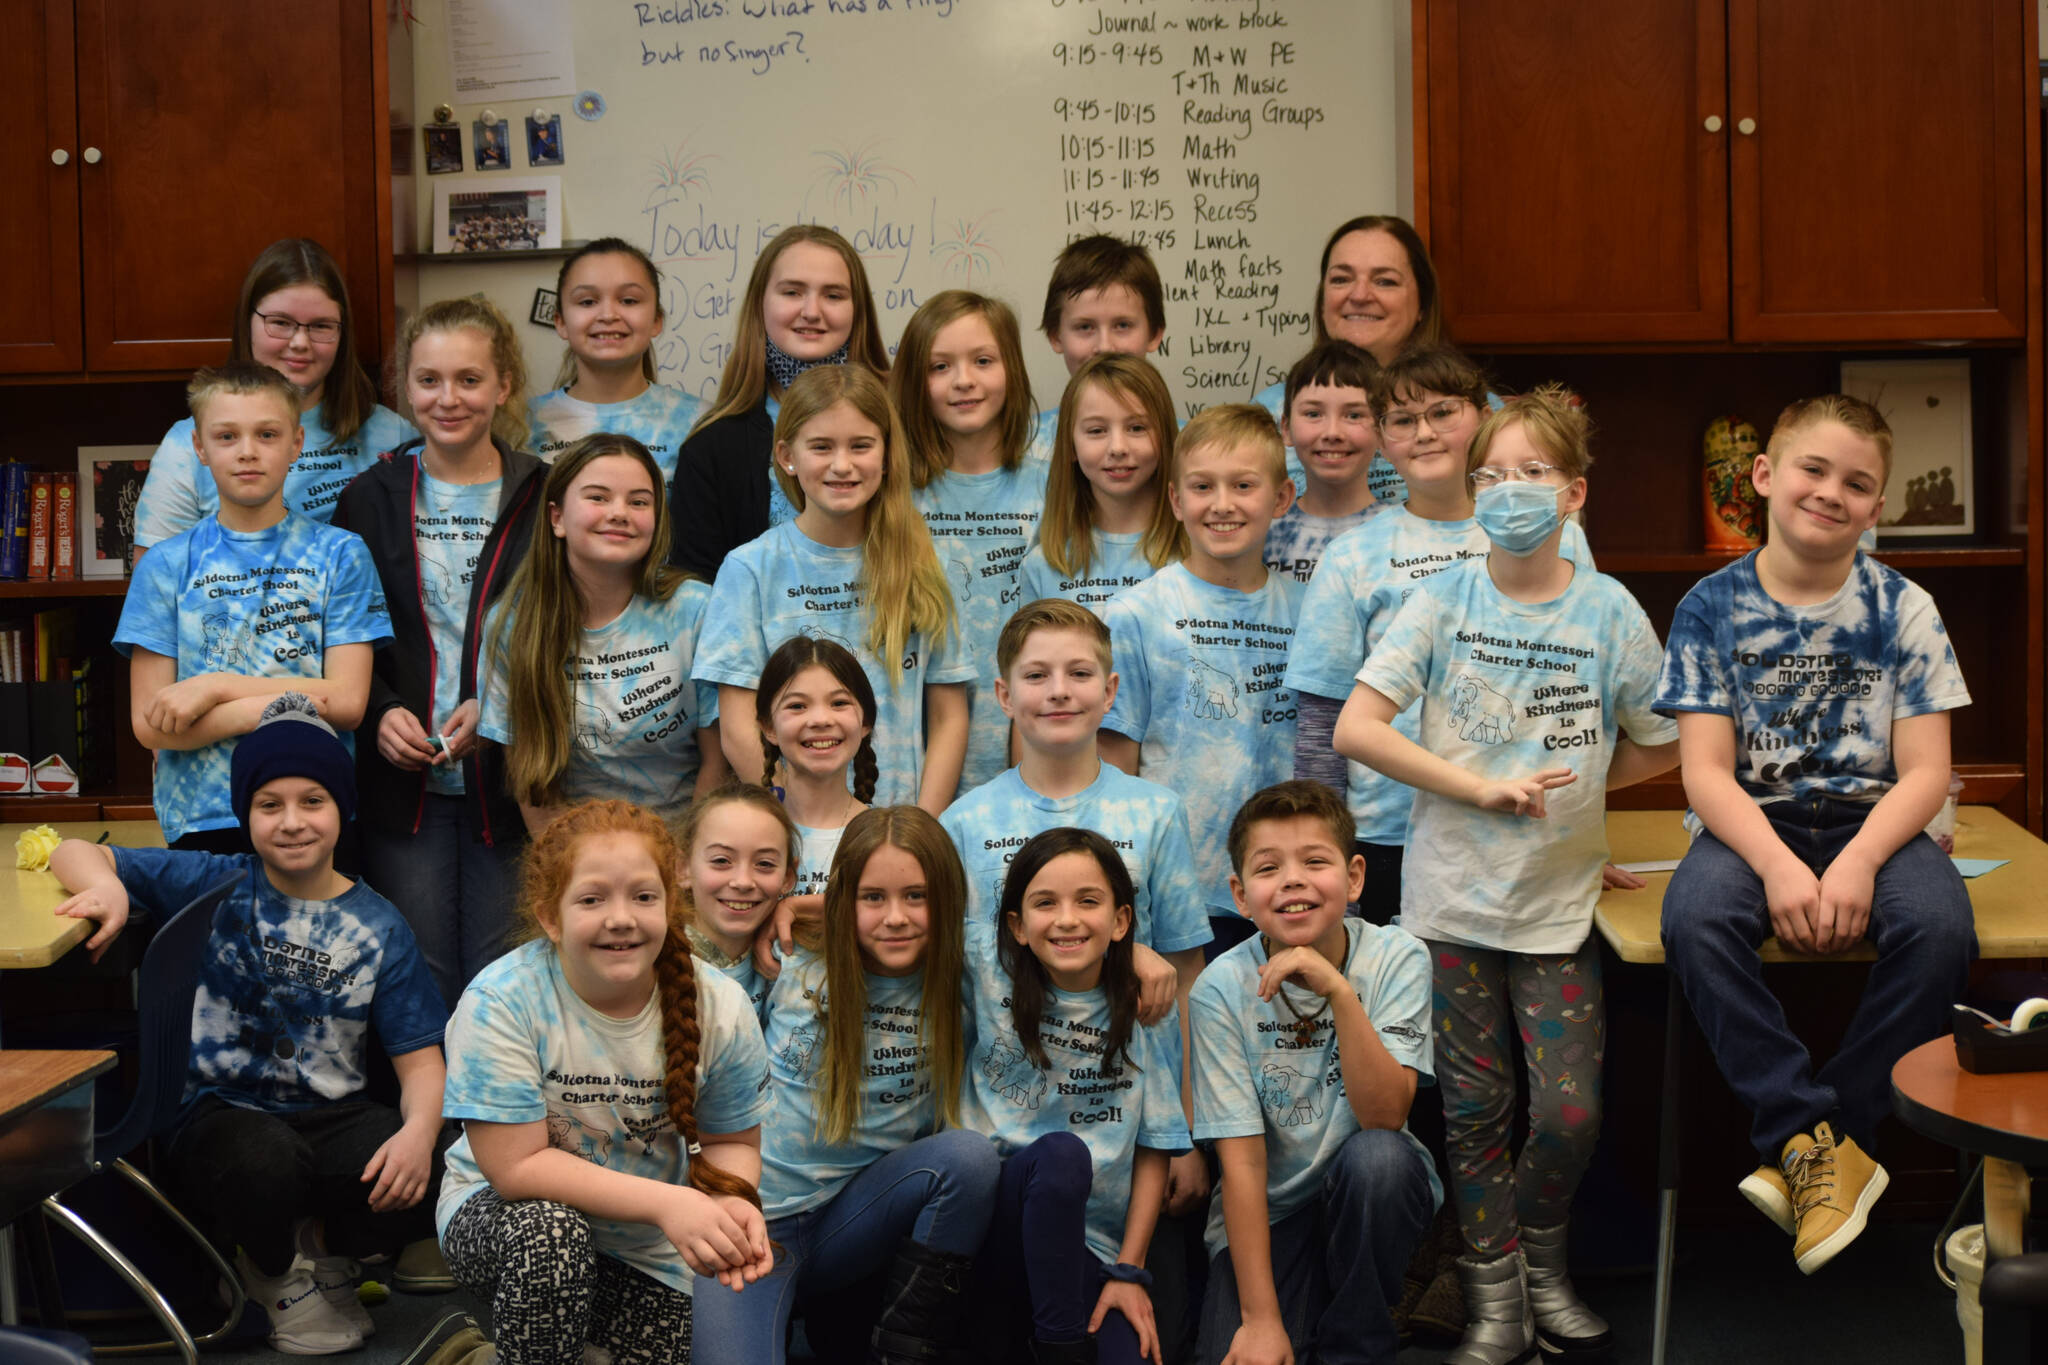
[{"xmin": 31, "ymin": 872, "xmax": 248, "ymax": 1364}]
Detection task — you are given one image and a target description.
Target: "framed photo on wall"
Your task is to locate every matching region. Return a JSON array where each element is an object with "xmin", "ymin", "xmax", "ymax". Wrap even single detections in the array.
[
  {"xmin": 432, "ymin": 176, "xmax": 563, "ymax": 253},
  {"xmin": 1839, "ymin": 358, "xmax": 1974, "ymax": 539},
  {"xmin": 77, "ymin": 445, "xmax": 153, "ymax": 578}
]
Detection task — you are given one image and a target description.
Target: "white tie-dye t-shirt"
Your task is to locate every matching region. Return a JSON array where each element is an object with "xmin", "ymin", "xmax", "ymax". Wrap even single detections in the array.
[
  {"xmin": 525, "ymin": 384, "xmax": 705, "ymax": 484},
  {"xmin": 437, "ymin": 940, "xmax": 770, "ymax": 1293},
  {"xmin": 939, "ymin": 765, "xmax": 1211, "ymax": 954},
  {"xmin": 1357, "ymin": 560, "xmax": 1676, "ymax": 953},
  {"xmin": 134, "ymin": 404, "xmax": 416, "ymax": 548},
  {"xmin": 113, "ymin": 513, "xmax": 391, "ymax": 841},
  {"xmin": 1653, "ymin": 551, "xmax": 1969, "ymax": 804},
  {"xmin": 1189, "ymin": 918, "xmax": 1439, "ymax": 1257},
  {"xmin": 960, "ymin": 920, "xmax": 1189, "ymax": 1265},
  {"xmin": 478, "ymin": 583, "xmax": 720, "ymax": 819},
  {"xmin": 913, "ymin": 457, "xmax": 1050, "ymax": 790},
  {"xmin": 1101, "ymin": 563, "xmax": 1302, "ymax": 913}
]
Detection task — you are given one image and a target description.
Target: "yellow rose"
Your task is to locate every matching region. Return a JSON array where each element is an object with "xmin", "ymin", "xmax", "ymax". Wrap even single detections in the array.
[{"xmin": 15, "ymin": 824, "xmax": 61, "ymax": 872}]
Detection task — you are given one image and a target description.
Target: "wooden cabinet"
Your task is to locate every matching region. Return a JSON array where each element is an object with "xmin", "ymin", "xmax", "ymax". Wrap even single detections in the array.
[
  {"xmin": 1424, "ymin": 0, "xmax": 2030, "ymax": 345},
  {"xmin": 0, "ymin": 0, "xmax": 390, "ymax": 377}
]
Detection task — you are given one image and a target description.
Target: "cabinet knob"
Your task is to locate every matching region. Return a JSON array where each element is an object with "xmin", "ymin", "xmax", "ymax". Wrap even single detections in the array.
[
  {"xmin": 1703, "ymin": 115, "xmax": 1723, "ymax": 133},
  {"xmin": 1736, "ymin": 118, "xmax": 1757, "ymax": 136},
  {"xmin": 82, "ymin": 146, "xmax": 102, "ymax": 164},
  {"xmin": 49, "ymin": 149, "xmax": 69, "ymax": 165}
]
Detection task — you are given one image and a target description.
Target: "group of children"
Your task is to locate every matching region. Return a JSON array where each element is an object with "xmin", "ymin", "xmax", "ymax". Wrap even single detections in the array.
[{"xmin": 44, "ymin": 219, "xmax": 1975, "ymax": 1365}]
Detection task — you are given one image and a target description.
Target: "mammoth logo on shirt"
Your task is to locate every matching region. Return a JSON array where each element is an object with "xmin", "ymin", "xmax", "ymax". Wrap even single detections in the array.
[
  {"xmin": 980, "ymin": 1036, "xmax": 1047, "ymax": 1110},
  {"xmin": 417, "ymin": 548, "xmax": 457, "ymax": 605},
  {"xmin": 1185, "ymin": 658, "xmax": 1241, "ymax": 720},
  {"xmin": 201, "ymin": 612, "xmax": 252, "ymax": 673},
  {"xmin": 1449, "ymin": 673, "xmax": 1516, "ymax": 745},
  {"xmin": 572, "ymin": 697, "xmax": 616, "ymax": 751},
  {"xmin": 1257, "ymin": 1061, "xmax": 1323, "ymax": 1128},
  {"xmin": 545, "ymin": 1110, "xmax": 613, "ymax": 1163},
  {"xmin": 799, "ymin": 624, "xmax": 856, "ymax": 653},
  {"xmin": 948, "ymin": 555, "xmax": 975, "ymax": 600},
  {"xmin": 778, "ymin": 1021, "xmax": 819, "ymax": 1077}
]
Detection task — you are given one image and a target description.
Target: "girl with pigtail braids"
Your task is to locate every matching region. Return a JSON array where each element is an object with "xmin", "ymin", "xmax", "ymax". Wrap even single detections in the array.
[
  {"xmin": 437, "ymin": 800, "xmax": 774, "ymax": 1364},
  {"xmin": 753, "ymin": 635, "xmax": 879, "ymax": 903}
]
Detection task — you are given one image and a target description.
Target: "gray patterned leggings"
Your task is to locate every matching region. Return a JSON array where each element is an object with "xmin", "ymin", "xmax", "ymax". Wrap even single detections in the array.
[
  {"xmin": 441, "ymin": 1188, "xmax": 693, "ymax": 1365},
  {"xmin": 1428, "ymin": 938, "xmax": 1604, "ymax": 1258}
]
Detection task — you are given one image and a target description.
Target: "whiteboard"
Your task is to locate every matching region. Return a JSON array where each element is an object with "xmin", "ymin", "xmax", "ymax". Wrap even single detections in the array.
[{"xmin": 402, "ymin": 0, "xmax": 1406, "ymax": 421}]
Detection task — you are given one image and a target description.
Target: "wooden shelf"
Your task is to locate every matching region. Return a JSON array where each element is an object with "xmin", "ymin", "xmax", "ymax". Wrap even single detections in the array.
[
  {"xmin": 395, "ymin": 243, "xmax": 586, "ymax": 265},
  {"xmin": 0, "ymin": 579, "xmax": 129, "ymax": 599},
  {"xmin": 1598, "ymin": 547, "xmax": 2027, "ymax": 573}
]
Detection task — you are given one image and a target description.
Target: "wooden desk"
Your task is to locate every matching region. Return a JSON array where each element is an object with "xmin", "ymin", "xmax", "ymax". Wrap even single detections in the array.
[
  {"xmin": 1893, "ymin": 1037, "xmax": 2048, "ymax": 1262},
  {"xmin": 1594, "ymin": 805, "xmax": 2048, "ymax": 1365},
  {"xmin": 0, "ymin": 1050, "xmax": 113, "ymax": 1226},
  {"xmin": 0, "ymin": 822, "xmax": 163, "ymax": 969}
]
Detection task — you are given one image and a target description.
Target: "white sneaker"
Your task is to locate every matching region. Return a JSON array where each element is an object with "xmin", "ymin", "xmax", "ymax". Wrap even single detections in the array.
[
  {"xmin": 295, "ymin": 1219, "xmax": 376, "ymax": 1338},
  {"xmin": 236, "ymin": 1249, "xmax": 365, "ymax": 1356}
]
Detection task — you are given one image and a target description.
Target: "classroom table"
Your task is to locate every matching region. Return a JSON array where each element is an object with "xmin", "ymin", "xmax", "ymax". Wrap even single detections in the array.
[
  {"xmin": 0, "ymin": 1050, "xmax": 115, "ymax": 1329},
  {"xmin": 0, "ymin": 822, "xmax": 164, "ymax": 969},
  {"xmin": 1892, "ymin": 1036, "xmax": 2048, "ymax": 1263},
  {"xmin": 1593, "ymin": 806, "xmax": 2048, "ymax": 1365}
]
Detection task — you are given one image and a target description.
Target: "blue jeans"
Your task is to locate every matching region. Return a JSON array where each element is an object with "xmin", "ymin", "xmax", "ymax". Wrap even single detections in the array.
[
  {"xmin": 1196, "ymin": 1128, "xmax": 1433, "ymax": 1365},
  {"xmin": 691, "ymin": 1129, "xmax": 999, "ymax": 1365},
  {"xmin": 1661, "ymin": 796, "xmax": 1976, "ymax": 1160},
  {"xmin": 362, "ymin": 791, "xmax": 522, "ymax": 1008}
]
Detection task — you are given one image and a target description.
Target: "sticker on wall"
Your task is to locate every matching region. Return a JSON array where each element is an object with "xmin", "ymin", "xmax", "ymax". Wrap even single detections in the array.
[
  {"xmin": 527, "ymin": 114, "xmax": 564, "ymax": 167},
  {"xmin": 575, "ymin": 90, "xmax": 606, "ymax": 122},
  {"xmin": 424, "ymin": 125, "xmax": 462, "ymax": 175},
  {"xmin": 473, "ymin": 117, "xmax": 511, "ymax": 171}
]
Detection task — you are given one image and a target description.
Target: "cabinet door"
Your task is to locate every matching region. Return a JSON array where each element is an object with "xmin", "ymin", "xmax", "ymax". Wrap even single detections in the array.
[
  {"xmin": 1729, "ymin": 0, "xmax": 2026, "ymax": 342},
  {"xmin": 1425, "ymin": 0, "xmax": 1729, "ymax": 344},
  {"xmin": 72, "ymin": 0, "xmax": 383, "ymax": 372},
  {"xmin": 0, "ymin": 0, "xmax": 84, "ymax": 372}
]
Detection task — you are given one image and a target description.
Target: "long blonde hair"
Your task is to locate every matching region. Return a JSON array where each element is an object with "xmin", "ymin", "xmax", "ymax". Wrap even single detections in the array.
[
  {"xmin": 775, "ymin": 366, "xmax": 952, "ymax": 684},
  {"xmin": 695, "ymin": 226, "xmax": 889, "ymax": 433},
  {"xmin": 812, "ymin": 806, "xmax": 967, "ymax": 1145},
  {"xmin": 393, "ymin": 296, "xmax": 531, "ymax": 449},
  {"xmin": 1041, "ymin": 355, "xmax": 1186, "ymax": 577},
  {"xmin": 517, "ymin": 800, "xmax": 767, "ymax": 1210},
  {"xmin": 888, "ymin": 291, "xmax": 1035, "ymax": 489},
  {"xmin": 494, "ymin": 435, "xmax": 683, "ymax": 805}
]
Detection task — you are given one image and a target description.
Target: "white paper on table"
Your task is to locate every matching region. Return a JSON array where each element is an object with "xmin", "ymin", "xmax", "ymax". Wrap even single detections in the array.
[
  {"xmin": 1616, "ymin": 859, "xmax": 1683, "ymax": 875},
  {"xmin": 447, "ymin": 0, "xmax": 576, "ymax": 102}
]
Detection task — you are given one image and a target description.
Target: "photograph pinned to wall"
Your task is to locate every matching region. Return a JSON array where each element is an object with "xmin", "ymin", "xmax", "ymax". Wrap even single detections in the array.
[
  {"xmin": 473, "ymin": 117, "xmax": 511, "ymax": 170},
  {"xmin": 425, "ymin": 125, "xmax": 463, "ymax": 174},
  {"xmin": 1839, "ymin": 358, "xmax": 1974, "ymax": 539},
  {"xmin": 78, "ymin": 446, "xmax": 152, "ymax": 578},
  {"xmin": 527, "ymin": 114, "xmax": 564, "ymax": 166},
  {"xmin": 433, "ymin": 176, "xmax": 563, "ymax": 253}
]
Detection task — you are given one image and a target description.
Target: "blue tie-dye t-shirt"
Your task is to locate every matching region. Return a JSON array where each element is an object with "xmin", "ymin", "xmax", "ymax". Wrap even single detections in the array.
[
  {"xmin": 960, "ymin": 920, "xmax": 1190, "ymax": 1265},
  {"xmin": 1286, "ymin": 511, "xmax": 1594, "ymax": 846},
  {"xmin": 134, "ymin": 404, "xmax": 416, "ymax": 548},
  {"xmin": 1101, "ymin": 563, "xmax": 1302, "ymax": 913},
  {"xmin": 477, "ymin": 583, "xmax": 720, "ymax": 820},
  {"xmin": 415, "ymin": 473, "xmax": 501, "ymax": 795},
  {"xmin": 113, "ymin": 513, "xmax": 391, "ymax": 841},
  {"xmin": 1262, "ymin": 504, "xmax": 1385, "ymax": 586},
  {"xmin": 526, "ymin": 384, "xmax": 705, "ymax": 484},
  {"xmin": 437, "ymin": 940, "xmax": 771, "ymax": 1293},
  {"xmin": 913, "ymin": 457, "xmax": 1050, "ymax": 791},
  {"xmin": 110, "ymin": 849, "xmax": 445, "ymax": 1115},
  {"xmin": 764, "ymin": 394, "xmax": 799, "ymax": 528},
  {"xmin": 694, "ymin": 522, "xmax": 976, "ymax": 808},
  {"xmin": 756, "ymin": 952, "xmax": 955, "ymax": 1219},
  {"xmin": 1358, "ymin": 560, "xmax": 1677, "ymax": 953},
  {"xmin": 1016, "ymin": 530, "xmax": 1161, "ymax": 613},
  {"xmin": 792, "ymin": 821, "xmax": 847, "ymax": 902},
  {"xmin": 939, "ymin": 765, "xmax": 1211, "ymax": 954},
  {"xmin": 1189, "ymin": 918, "xmax": 1440, "ymax": 1257},
  {"xmin": 1653, "ymin": 551, "xmax": 1969, "ymax": 804},
  {"xmin": 1028, "ymin": 408, "xmax": 1059, "ymax": 464},
  {"xmin": 1253, "ymin": 380, "xmax": 1405, "ymax": 510}
]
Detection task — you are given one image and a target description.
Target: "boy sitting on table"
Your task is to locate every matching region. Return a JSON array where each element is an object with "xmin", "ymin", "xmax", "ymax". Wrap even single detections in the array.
[{"xmin": 1654, "ymin": 394, "xmax": 1975, "ymax": 1275}]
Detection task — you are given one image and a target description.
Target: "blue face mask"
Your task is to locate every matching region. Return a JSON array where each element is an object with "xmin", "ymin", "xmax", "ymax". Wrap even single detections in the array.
[{"xmin": 1474, "ymin": 481, "xmax": 1562, "ymax": 556}]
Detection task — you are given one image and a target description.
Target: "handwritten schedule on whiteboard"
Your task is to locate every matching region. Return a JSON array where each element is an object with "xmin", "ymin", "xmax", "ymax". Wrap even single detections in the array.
[{"xmin": 409, "ymin": 0, "xmax": 1401, "ymax": 417}]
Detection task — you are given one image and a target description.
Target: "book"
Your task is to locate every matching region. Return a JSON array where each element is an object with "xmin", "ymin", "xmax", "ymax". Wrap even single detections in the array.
[
  {"xmin": 26, "ymin": 473, "xmax": 51, "ymax": 580},
  {"xmin": 0, "ymin": 463, "xmax": 28, "ymax": 580},
  {"xmin": 50, "ymin": 474, "xmax": 77, "ymax": 581}
]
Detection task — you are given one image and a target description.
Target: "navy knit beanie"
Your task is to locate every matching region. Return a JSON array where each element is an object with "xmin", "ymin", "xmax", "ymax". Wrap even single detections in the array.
[{"xmin": 229, "ymin": 693, "xmax": 357, "ymax": 829}]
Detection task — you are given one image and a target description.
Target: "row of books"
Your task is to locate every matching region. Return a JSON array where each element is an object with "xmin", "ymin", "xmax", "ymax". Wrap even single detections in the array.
[
  {"xmin": 0, "ymin": 607, "xmax": 102, "ymax": 795},
  {"xmin": 0, "ymin": 464, "xmax": 82, "ymax": 581}
]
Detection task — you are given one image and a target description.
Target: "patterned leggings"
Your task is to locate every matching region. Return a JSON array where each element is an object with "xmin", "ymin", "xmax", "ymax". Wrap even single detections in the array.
[
  {"xmin": 1428, "ymin": 939, "xmax": 1604, "ymax": 1258},
  {"xmin": 442, "ymin": 1188, "xmax": 692, "ymax": 1365}
]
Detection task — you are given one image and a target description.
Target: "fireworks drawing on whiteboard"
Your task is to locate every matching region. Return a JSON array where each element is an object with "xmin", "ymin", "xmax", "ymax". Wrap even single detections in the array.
[
  {"xmin": 811, "ymin": 143, "xmax": 910, "ymax": 216},
  {"xmin": 932, "ymin": 212, "xmax": 1002, "ymax": 285},
  {"xmin": 647, "ymin": 145, "xmax": 716, "ymax": 199}
]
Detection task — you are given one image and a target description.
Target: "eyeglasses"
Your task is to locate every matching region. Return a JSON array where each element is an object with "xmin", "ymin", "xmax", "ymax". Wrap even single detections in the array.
[
  {"xmin": 1469, "ymin": 462, "xmax": 1568, "ymax": 489},
  {"xmin": 255, "ymin": 311, "xmax": 342, "ymax": 344},
  {"xmin": 1379, "ymin": 398, "xmax": 1470, "ymax": 439}
]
